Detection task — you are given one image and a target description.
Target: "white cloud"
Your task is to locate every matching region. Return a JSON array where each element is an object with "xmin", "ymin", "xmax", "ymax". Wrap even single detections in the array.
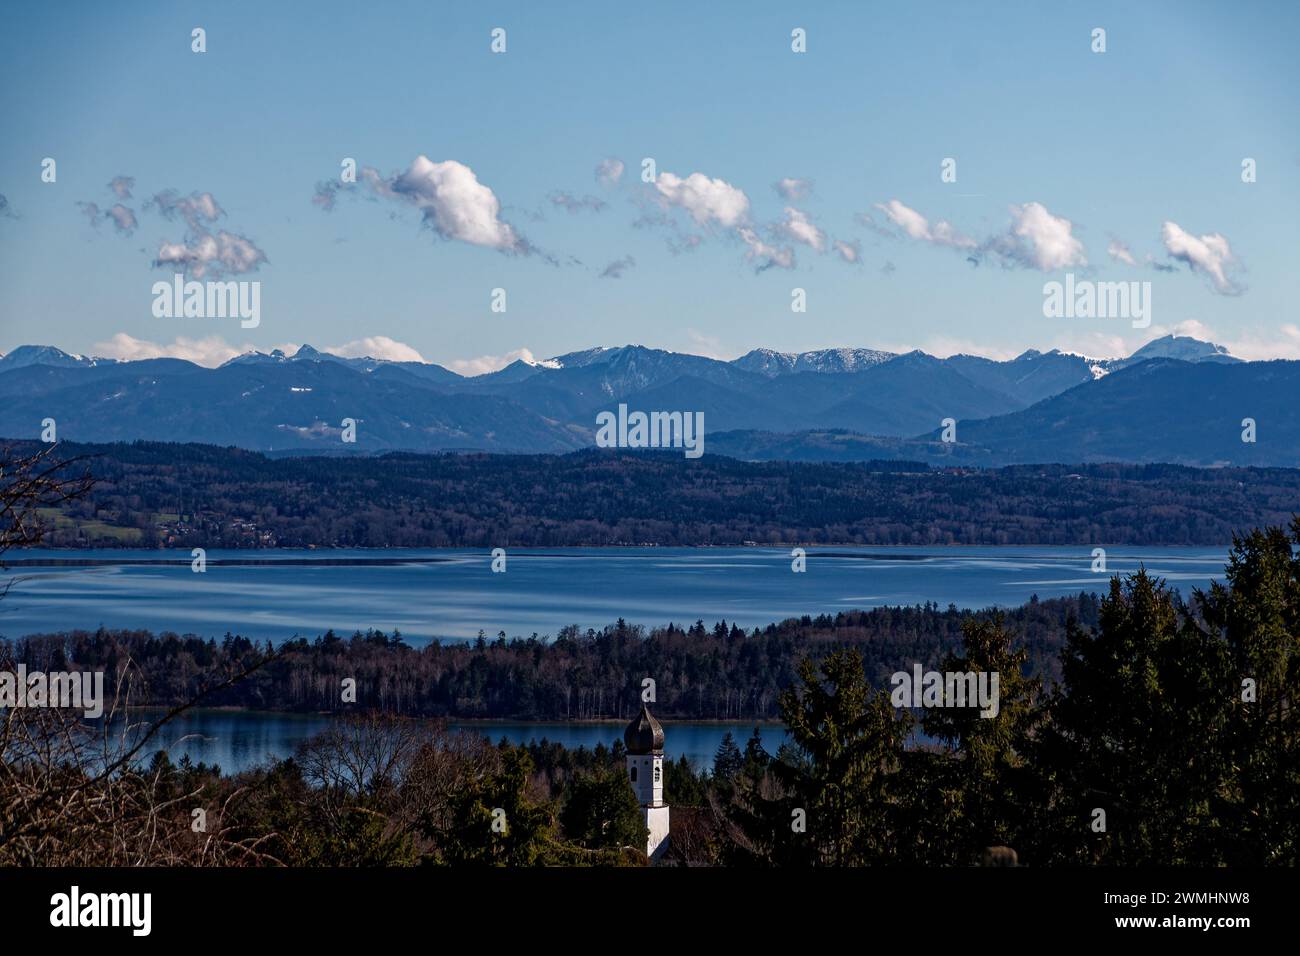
[
  {"xmin": 78, "ymin": 201, "xmax": 137, "ymax": 235},
  {"xmin": 148, "ymin": 190, "xmax": 223, "ymax": 230},
  {"xmin": 653, "ymin": 171, "xmax": 751, "ymax": 228},
  {"xmin": 109, "ymin": 175, "xmax": 134, "ymax": 199},
  {"xmin": 1161, "ymin": 221, "xmax": 1243, "ymax": 294},
  {"xmin": 446, "ymin": 347, "xmax": 549, "ymax": 376},
  {"xmin": 648, "ymin": 168, "xmax": 801, "ymax": 270},
  {"xmin": 549, "ymin": 191, "xmax": 606, "ymax": 213},
  {"xmin": 599, "ymin": 254, "xmax": 635, "ymax": 279},
  {"xmin": 736, "ymin": 226, "xmax": 794, "ymax": 271},
  {"xmin": 995, "ymin": 201, "xmax": 1087, "ymax": 270},
  {"xmin": 390, "ymin": 156, "xmax": 524, "ymax": 252},
  {"xmin": 685, "ymin": 329, "xmax": 732, "ymax": 360},
  {"xmin": 778, "ymin": 207, "xmax": 826, "ymax": 252},
  {"xmin": 880, "ymin": 199, "xmax": 1085, "ymax": 271},
  {"xmin": 595, "ymin": 158, "xmax": 625, "ymax": 185},
  {"xmin": 1227, "ymin": 323, "xmax": 1300, "ymax": 360},
  {"xmin": 1048, "ymin": 331, "xmax": 1132, "ymax": 360},
  {"xmin": 874, "ymin": 199, "xmax": 976, "ymax": 249},
  {"xmin": 92, "ymin": 334, "xmax": 436, "ymax": 367},
  {"xmin": 832, "ymin": 238, "xmax": 861, "ymax": 264},
  {"xmin": 1107, "ymin": 238, "xmax": 1137, "ymax": 266},
  {"xmin": 155, "ymin": 230, "xmax": 267, "ymax": 278},
  {"xmin": 143, "ymin": 188, "xmax": 267, "ymax": 278},
  {"xmin": 876, "ymin": 199, "xmax": 933, "ymax": 241},
  {"xmin": 106, "ymin": 204, "xmax": 137, "ymax": 233},
  {"xmin": 1149, "ymin": 318, "xmax": 1219, "ymax": 341},
  {"xmin": 325, "ymin": 336, "xmax": 426, "ymax": 363},
  {"xmin": 91, "ymin": 333, "xmax": 284, "ymax": 367},
  {"xmin": 773, "ymin": 178, "xmax": 812, "ymax": 201}
]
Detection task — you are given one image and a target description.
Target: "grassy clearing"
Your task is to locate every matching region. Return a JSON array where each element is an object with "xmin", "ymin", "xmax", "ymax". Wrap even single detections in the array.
[{"xmin": 35, "ymin": 507, "xmax": 145, "ymax": 543}]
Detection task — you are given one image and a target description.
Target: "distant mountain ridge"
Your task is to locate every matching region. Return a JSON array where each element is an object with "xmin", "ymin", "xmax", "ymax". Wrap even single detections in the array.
[
  {"xmin": 0, "ymin": 333, "xmax": 1232, "ymax": 382},
  {"xmin": 2, "ymin": 335, "xmax": 1292, "ymax": 466},
  {"xmin": 732, "ymin": 346, "xmax": 897, "ymax": 376},
  {"xmin": 1107, "ymin": 334, "xmax": 1240, "ymax": 371},
  {"xmin": 2, "ymin": 335, "xmax": 1227, "ymax": 382},
  {"xmin": 0, "ymin": 345, "xmax": 118, "ymax": 371}
]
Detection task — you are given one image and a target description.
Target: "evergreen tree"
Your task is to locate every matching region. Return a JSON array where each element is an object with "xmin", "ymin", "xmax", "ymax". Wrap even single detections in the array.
[
  {"xmin": 1035, "ymin": 570, "xmax": 1232, "ymax": 864},
  {"xmin": 742, "ymin": 726, "xmax": 770, "ymax": 777},
  {"xmin": 560, "ymin": 767, "xmax": 647, "ymax": 850},
  {"xmin": 777, "ymin": 649, "xmax": 909, "ymax": 865},
  {"xmin": 440, "ymin": 747, "xmax": 553, "ymax": 865},
  {"xmin": 663, "ymin": 755, "xmax": 709, "ymax": 806},
  {"xmin": 914, "ymin": 614, "xmax": 1042, "ymax": 864},
  {"xmin": 712, "ymin": 732, "xmax": 744, "ymax": 782},
  {"xmin": 1196, "ymin": 521, "xmax": 1300, "ymax": 865}
]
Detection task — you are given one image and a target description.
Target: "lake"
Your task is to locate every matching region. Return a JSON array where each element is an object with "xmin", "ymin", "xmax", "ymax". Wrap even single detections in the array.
[
  {"xmin": 116, "ymin": 709, "xmax": 780, "ymax": 775},
  {"xmin": 0, "ymin": 545, "xmax": 1228, "ymax": 644}
]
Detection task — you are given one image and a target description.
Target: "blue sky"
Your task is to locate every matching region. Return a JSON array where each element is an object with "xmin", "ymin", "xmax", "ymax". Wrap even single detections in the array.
[{"xmin": 2, "ymin": 0, "xmax": 1298, "ymax": 371}]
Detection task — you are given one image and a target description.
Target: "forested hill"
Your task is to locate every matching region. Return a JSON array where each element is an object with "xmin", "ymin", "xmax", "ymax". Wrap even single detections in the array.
[
  {"xmin": 8, "ymin": 595, "xmax": 1100, "ymax": 719},
  {"xmin": 9, "ymin": 438, "xmax": 1300, "ymax": 548}
]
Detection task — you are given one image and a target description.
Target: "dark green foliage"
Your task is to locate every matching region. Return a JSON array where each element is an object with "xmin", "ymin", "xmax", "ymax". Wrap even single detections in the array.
[
  {"xmin": 1033, "ymin": 571, "xmax": 1234, "ymax": 864},
  {"xmin": 437, "ymin": 747, "xmax": 554, "ymax": 866},
  {"xmin": 663, "ymin": 754, "xmax": 710, "ymax": 806},
  {"xmin": 1196, "ymin": 520, "xmax": 1300, "ymax": 865},
  {"xmin": 14, "ymin": 437, "xmax": 1299, "ymax": 547},
  {"xmin": 913, "ymin": 614, "xmax": 1042, "ymax": 864},
  {"xmin": 709, "ymin": 523, "xmax": 1300, "ymax": 867},
  {"xmin": 777, "ymin": 650, "xmax": 910, "ymax": 865},
  {"xmin": 560, "ymin": 767, "xmax": 647, "ymax": 850},
  {"xmin": 7, "ymin": 595, "xmax": 1097, "ymax": 719},
  {"xmin": 712, "ymin": 733, "xmax": 743, "ymax": 782}
]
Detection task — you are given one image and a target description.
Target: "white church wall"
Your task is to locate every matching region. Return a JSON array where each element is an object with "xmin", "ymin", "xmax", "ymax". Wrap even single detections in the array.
[{"xmin": 645, "ymin": 806, "xmax": 670, "ymax": 860}]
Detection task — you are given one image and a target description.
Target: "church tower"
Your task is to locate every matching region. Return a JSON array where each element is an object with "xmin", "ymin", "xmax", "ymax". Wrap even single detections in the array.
[{"xmin": 623, "ymin": 702, "xmax": 670, "ymax": 860}]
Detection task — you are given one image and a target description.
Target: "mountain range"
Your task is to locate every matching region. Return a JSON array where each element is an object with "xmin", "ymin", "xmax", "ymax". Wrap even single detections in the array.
[{"xmin": 0, "ymin": 335, "xmax": 1293, "ymax": 467}]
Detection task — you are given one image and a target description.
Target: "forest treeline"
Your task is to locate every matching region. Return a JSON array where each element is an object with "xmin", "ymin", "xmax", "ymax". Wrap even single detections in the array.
[
  {"xmin": 8, "ymin": 595, "xmax": 1100, "ymax": 719},
  {"xmin": 12, "ymin": 437, "xmax": 1300, "ymax": 547}
]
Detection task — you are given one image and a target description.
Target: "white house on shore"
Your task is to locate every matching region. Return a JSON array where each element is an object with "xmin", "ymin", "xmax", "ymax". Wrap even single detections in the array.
[{"xmin": 623, "ymin": 703, "xmax": 670, "ymax": 860}]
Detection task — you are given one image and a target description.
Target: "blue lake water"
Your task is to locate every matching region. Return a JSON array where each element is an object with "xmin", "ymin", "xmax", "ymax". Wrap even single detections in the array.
[
  {"xmin": 0, "ymin": 545, "xmax": 1228, "ymax": 644},
  {"xmin": 4, "ymin": 545, "xmax": 1232, "ymax": 775},
  {"xmin": 119, "ymin": 709, "xmax": 777, "ymax": 775}
]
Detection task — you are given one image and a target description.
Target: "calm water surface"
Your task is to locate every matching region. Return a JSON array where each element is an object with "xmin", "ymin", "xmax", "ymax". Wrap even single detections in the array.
[
  {"xmin": 121, "ymin": 709, "xmax": 779, "ymax": 775},
  {"xmin": 6, "ymin": 545, "xmax": 1230, "ymax": 774},
  {"xmin": 0, "ymin": 545, "xmax": 1227, "ymax": 644}
]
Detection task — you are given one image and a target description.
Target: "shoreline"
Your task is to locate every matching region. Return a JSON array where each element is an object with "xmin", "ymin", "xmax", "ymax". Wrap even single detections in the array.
[
  {"xmin": 2, "ymin": 542, "xmax": 1235, "ymax": 568},
  {"xmin": 121, "ymin": 706, "xmax": 785, "ymax": 726}
]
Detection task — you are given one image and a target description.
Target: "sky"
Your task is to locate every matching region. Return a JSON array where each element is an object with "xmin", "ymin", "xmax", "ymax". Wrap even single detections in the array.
[{"xmin": 2, "ymin": 0, "xmax": 1298, "ymax": 372}]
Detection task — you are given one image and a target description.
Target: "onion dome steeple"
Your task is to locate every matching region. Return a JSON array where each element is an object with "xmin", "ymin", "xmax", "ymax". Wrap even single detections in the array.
[{"xmin": 623, "ymin": 702, "xmax": 665, "ymax": 755}]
